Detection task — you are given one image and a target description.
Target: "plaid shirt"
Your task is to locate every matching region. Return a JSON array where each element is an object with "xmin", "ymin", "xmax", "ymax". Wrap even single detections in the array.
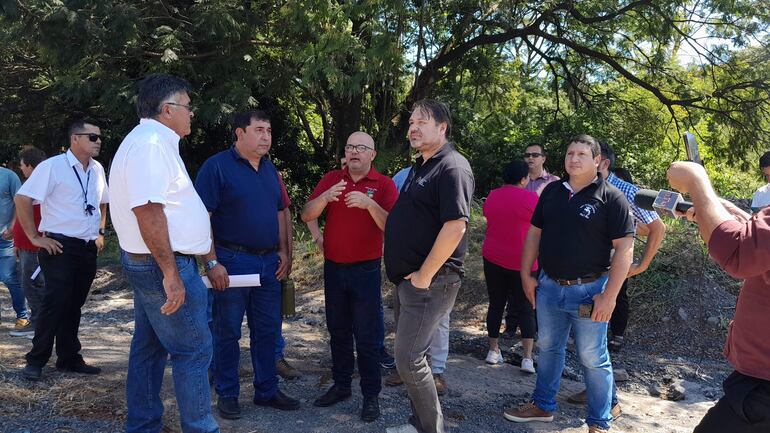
[{"xmin": 607, "ymin": 172, "xmax": 658, "ymax": 225}]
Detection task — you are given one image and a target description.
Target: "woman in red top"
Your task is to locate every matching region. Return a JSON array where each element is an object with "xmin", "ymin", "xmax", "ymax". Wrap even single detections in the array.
[{"xmin": 482, "ymin": 160, "xmax": 539, "ymax": 373}]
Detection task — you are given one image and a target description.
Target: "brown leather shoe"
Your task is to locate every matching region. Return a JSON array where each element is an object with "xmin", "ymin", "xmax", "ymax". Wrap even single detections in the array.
[
  {"xmin": 588, "ymin": 425, "xmax": 608, "ymax": 433},
  {"xmin": 568, "ymin": 388, "xmax": 588, "ymax": 404},
  {"xmin": 611, "ymin": 403, "xmax": 622, "ymax": 419},
  {"xmin": 385, "ymin": 370, "xmax": 404, "ymax": 386},
  {"xmin": 433, "ymin": 373, "xmax": 447, "ymax": 396},
  {"xmin": 276, "ymin": 358, "xmax": 301, "ymax": 379},
  {"xmin": 503, "ymin": 402, "xmax": 554, "ymax": 423}
]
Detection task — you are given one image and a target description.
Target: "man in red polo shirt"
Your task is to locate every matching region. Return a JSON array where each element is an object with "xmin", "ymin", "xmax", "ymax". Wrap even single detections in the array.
[{"xmin": 301, "ymin": 131, "xmax": 398, "ymax": 423}]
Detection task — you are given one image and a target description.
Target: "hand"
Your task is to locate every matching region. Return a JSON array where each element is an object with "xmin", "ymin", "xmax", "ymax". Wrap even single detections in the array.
[
  {"xmin": 95, "ymin": 235, "xmax": 105, "ymax": 253},
  {"xmin": 322, "ymin": 180, "xmax": 347, "ymax": 203},
  {"xmin": 206, "ymin": 263, "xmax": 230, "ymax": 291},
  {"xmin": 285, "ymin": 255, "xmax": 294, "ymax": 278},
  {"xmin": 1, "ymin": 228, "xmax": 12, "ymax": 240},
  {"xmin": 666, "ymin": 161, "xmax": 709, "ymax": 194},
  {"xmin": 344, "ymin": 191, "xmax": 374, "ymax": 210},
  {"xmin": 676, "ymin": 207, "xmax": 698, "ymax": 222},
  {"xmin": 160, "ymin": 273, "xmax": 186, "ymax": 315},
  {"xmin": 626, "ymin": 262, "xmax": 647, "ymax": 278},
  {"xmin": 404, "ymin": 270, "xmax": 432, "ymax": 290},
  {"xmin": 31, "ymin": 235, "xmax": 63, "ymax": 255},
  {"xmin": 276, "ymin": 250, "xmax": 289, "ymax": 280},
  {"xmin": 314, "ymin": 235, "xmax": 324, "ymax": 253},
  {"xmin": 591, "ymin": 292, "xmax": 616, "ymax": 322},
  {"xmin": 522, "ymin": 273, "xmax": 538, "ymax": 309}
]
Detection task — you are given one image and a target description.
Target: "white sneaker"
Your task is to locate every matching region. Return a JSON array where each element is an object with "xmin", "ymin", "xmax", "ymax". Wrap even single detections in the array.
[
  {"xmin": 520, "ymin": 357, "xmax": 536, "ymax": 373},
  {"xmin": 485, "ymin": 349, "xmax": 504, "ymax": 365}
]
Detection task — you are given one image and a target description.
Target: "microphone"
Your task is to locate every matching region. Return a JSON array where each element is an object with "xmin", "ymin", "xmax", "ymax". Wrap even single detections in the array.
[{"xmin": 634, "ymin": 189, "xmax": 693, "ymax": 218}]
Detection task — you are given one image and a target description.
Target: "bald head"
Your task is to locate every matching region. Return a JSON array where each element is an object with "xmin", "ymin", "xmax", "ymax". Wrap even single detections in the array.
[
  {"xmin": 344, "ymin": 131, "xmax": 377, "ymax": 175},
  {"xmin": 348, "ymin": 131, "xmax": 374, "ymax": 148}
]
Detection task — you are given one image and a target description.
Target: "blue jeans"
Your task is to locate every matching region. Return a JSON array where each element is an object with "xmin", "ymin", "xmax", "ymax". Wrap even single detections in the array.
[
  {"xmin": 19, "ymin": 249, "xmax": 44, "ymax": 325},
  {"xmin": 122, "ymin": 251, "xmax": 219, "ymax": 433},
  {"xmin": 324, "ymin": 259, "xmax": 384, "ymax": 397},
  {"xmin": 0, "ymin": 255, "xmax": 29, "ymax": 319},
  {"xmin": 213, "ymin": 247, "xmax": 281, "ymax": 401},
  {"xmin": 533, "ymin": 273, "xmax": 613, "ymax": 429}
]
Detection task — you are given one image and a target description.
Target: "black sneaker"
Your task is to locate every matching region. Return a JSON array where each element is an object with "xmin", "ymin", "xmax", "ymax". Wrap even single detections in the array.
[
  {"xmin": 217, "ymin": 397, "xmax": 241, "ymax": 419},
  {"xmin": 254, "ymin": 389, "xmax": 300, "ymax": 411},
  {"xmin": 56, "ymin": 361, "xmax": 101, "ymax": 375},
  {"xmin": 313, "ymin": 385, "xmax": 352, "ymax": 407},
  {"xmin": 361, "ymin": 396, "xmax": 380, "ymax": 422},
  {"xmin": 380, "ymin": 349, "xmax": 396, "ymax": 369},
  {"xmin": 22, "ymin": 364, "xmax": 42, "ymax": 381}
]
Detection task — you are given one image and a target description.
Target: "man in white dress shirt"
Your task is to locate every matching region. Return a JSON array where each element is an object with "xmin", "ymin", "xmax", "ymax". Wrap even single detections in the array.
[
  {"xmin": 109, "ymin": 74, "xmax": 219, "ymax": 433},
  {"xmin": 15, "ymin": 120, "xmax": 108, "ymax": 381}
]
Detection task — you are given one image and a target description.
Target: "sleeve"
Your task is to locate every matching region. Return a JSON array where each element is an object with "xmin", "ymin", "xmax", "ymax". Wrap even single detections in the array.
[
  {"xmin": 438, "ymin": 166, "xmax": 474, "ymax": 223},
  {"xmin": 607, "ymin": 189, "xmax": 636, "ymax": 240},
  {"xmin": 98, "ymin": 165, "xmax": 109, "ymax": 204},
  {"xmin": 377, "ymin": 177, "xmax": 399, "ymax": 212},
  {"xmin": 276, "ymin": 171, "xmax": 291, "ymax": 208},
  {"xmin": 124, "ymin": 141, "xmax": 174, "ymax": 209},
  {"xmin": 751, "ymin": 191, "xmax": 761, "ymax": 209},
  {"xmin": 624, "ymin": 182, "xmax": 658, "ymax": 224},
  {"xmin": 708, "ymin": 210, "xmax": 770, "ymax": 279},
  {"xmin": 308, "ymin": 172, "xmax": 337, "ymax": 201},
  {"xmin": 193, "ymin": 157, "xmax": 222, "ymax": 213},
  {"xmin": 16, "ymin": 159, "xmax": 54, "ymax": 202}
]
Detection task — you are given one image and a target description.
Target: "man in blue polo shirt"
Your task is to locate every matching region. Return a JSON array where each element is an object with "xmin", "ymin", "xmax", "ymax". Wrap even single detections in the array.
[{"xmin": 195, "ymin": 110, "xmax": 299, "ymax": 420}]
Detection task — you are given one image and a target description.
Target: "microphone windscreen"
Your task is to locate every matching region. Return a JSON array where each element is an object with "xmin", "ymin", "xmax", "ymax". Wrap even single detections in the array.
[{"xmin": 634, "ymin": 189, "xmax": 659, "ymax": 211}]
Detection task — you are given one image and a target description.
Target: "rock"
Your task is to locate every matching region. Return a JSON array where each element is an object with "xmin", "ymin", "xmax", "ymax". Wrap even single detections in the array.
[
  {"xmin": 648, "ymin": 383, "xmax": 661, "ymax": 397},
  {"xmin": 678, "ymin": 308, "xmax": 689, "ymax": 321},
  {"xmin": 661, "ymin": 379, "xmax": 687, "ymax": 401},
  {"xmin": 613, "ymin": 369, "xmax": 630, "ymax": 382},
  {"xmin": 662, "ymin": 316, "xmax": 670, "ymax": 323},
  {"xmin": 707, "ymin": 316, "xmax": 720, "ymax": 325}
]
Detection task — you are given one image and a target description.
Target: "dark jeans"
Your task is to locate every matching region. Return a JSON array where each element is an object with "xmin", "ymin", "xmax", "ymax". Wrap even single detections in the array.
[
  {"xmin": 19, "ymin": 249, "xmax": 45, "ymax": 325},
  {"xmin": 394, "ymin": 271, "xmax": 461, "ymax": 433},
  {"xmin": 694, "ymin": 371, "xmax": 770, "ymax": 432},
  {"xmin": 609, "ymin": 279, "xmax": 629, "ymax": 337},
  {"xmin": 324, "ymin": 258, "xmax": 384, "ymax": 397},
  {"xmin": 26, "ymin": 237, "xmax": 96, "ymax": 367},
  {"xmin": 483, "ymin": 259, "xmax": 536, "ymax": 339},
  {"xmin": 213, "ymin": 247, "xmax": 281, "ymax": 401}
]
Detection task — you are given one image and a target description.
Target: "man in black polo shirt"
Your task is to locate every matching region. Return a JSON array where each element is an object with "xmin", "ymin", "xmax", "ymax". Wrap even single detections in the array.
[
  {"xmin": 504, "ymin": 134, "xmax": 634, "ymax": 433},
  {"xmin": 384, "ymin": 99, "xmax": 474, "ymax": 433}
]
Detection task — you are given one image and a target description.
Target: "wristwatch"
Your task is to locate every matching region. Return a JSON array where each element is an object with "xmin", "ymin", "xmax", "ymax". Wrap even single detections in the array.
[
  {"xmin": 98, "ymin": 228, "xmax": 106, "ymax": 236},
  {"xmin": 204, "ymin": 259, "xmax": 218, "ymax": 271}
]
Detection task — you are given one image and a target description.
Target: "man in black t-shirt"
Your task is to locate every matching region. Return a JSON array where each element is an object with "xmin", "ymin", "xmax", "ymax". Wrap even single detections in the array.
[
  {"xmin": 383, "ymin": 100, "xmax": 474, "ymax": 433},
  {"xmin": 504, "ymin": 134, "xmax": 634, "ymax": 433}
]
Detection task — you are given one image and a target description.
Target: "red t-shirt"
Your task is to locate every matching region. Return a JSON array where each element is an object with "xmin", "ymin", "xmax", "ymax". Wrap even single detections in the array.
[
  {"xmin": 277, "ymin": 172, "xmax": 291, "ymax": 208},
  {"xmin": 482, "ymin": 185, "xmax": 538, "ymax": 271},
  {"xmin": 309, "ymin": 167, "xmax": 398, "ymax": 263},
  {"xmin": 12, "ymin": 204, "xmax": 42, "ymax": 252}
]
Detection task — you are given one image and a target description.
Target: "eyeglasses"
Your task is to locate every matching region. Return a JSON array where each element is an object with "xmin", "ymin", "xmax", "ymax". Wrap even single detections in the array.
[
  {"xmin": 523, "ymin": 152, "xmax": 543, "ymax": 158},
  {"xmin": 164, "ymin": 102, "xmax": 195, "ymax": 113},
  {"xmin": 73, "ymin": 133, "xmax": 102, "ymax": 142},
  {"xmin": 344, "ymin": 144, "xmax": 374, "ymax": 153}
]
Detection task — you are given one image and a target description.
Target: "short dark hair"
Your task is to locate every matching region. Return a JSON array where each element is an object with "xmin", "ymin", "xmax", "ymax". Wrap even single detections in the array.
[
  {"xmin": 136, "ymin": 73, "xmax": 192, "ymax": 119},
  {"xmin": 760, "ymin": 151, "xmax": 770, "ymax": 169},
  {"xmin": 567, "ymin": 134, "xmax": 600, "ymax": 158},
  {"xmin": 19, "ymin": 146, "xmax": 46, "ymax": 168},
  {"xmin": 68, "ymin": 119, "xmax": 98, "ymax": 138},
  {"xmin": 525, "ymin": 143, "xmax": 546, "ymax": 155},
  {"xmin": 501, "ymin": 160, "xmax": 530, "ymax": 185},
  {"xmin": 599, "ymin": 140, "xmax": 616, "ymax": 170},
  {"xmin": 613, "ymin": 167, "xmax": 634, "ymax": 183},
  {"xmin": 232, "ymin": 110, "xmax": 271, "ymax": 135},
  {"xmin": 412, "ymin": 99, "xmax": 452, "ymax": 137}
]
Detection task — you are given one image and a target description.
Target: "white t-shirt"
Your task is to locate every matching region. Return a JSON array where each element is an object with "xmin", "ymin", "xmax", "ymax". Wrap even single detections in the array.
[
  {"xmin": 751, "ymin": 183, "xmax": 770, "ymax": 211},
  {"xmin": 16, "ymin": 150, "xmax": 108, "ymax": 241},
  {"xmin": 109, "ymin": 118, "xmax": 211, "ymax": 255}
]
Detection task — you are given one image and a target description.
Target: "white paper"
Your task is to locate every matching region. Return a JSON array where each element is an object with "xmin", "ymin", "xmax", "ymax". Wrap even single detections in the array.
[
  {"xmin": 31, "ymin": 266, "xmax": 41, "ymax": 280},
  {"xmin": 201, "ymin": 273, "xmax": 261, "ymax": 288}
]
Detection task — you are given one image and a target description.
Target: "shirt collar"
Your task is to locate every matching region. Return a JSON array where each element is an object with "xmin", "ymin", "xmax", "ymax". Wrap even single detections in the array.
[
  {"xmin": 343, "ymin": 166, "xmax": 380, "ymax": 182},
  {"xmin": 65, "ymin": 149, "xmax": 93, "ymax": 172},
  {"xmin": 531, "ymin": 168, "xmax": 552, "ymax": 181},
  {"xmin": 416, "ymin": 142, "xmax": 455, "ymax": 166},
  {"xmin": 561, "ymin": 173, "xmax": 602, "ymax": 193},
  {"xmin": 140, "ymin": 118, "xmax": 182, "ymax": 145},
  {"xmin": 230, "ymin": 145, "xmax": 266, "ymax": 167}
]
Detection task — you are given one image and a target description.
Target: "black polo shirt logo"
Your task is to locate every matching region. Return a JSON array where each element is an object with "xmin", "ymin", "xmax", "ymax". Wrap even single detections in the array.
[
  {"xmin": 578, "ymin": 203, "xmax": 597, "ymax": 219},
  {"xmin": 416, "ymin": 176, "xmax": 428, "ymax": 187}
]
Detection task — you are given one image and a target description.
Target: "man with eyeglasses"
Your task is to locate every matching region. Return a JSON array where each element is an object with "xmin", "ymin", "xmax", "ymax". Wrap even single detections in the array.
[
  {"xmin": 110, "ymin": 73, "xmax": 220, "ymax": 433},
  {"xmin": 301, "ymin": 132, "xmax": 398, "ymax": 422},
  {"xmin": 15, "ymin": 120, "xmax": 108, "ymax": 381},
  {"xmin": 523, "ymin": 143, "xmax": 559, "ymax": 196}
]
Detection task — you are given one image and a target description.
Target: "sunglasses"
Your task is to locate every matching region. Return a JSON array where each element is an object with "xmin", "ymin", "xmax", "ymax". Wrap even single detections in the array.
[
  {"xmin": 523, "ymin": 152, "xmax": 543, "ymax": 158},
  {"xmin": 73, "ymin": 133, "xmax": 102, "ymax": 142}
]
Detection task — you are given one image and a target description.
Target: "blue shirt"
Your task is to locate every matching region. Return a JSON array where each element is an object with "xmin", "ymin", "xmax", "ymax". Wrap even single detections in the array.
[
  {"xmin": 0, "ymin": 167, "xmax": 21, "ymax": 255},
  {"xmin": 195, "ymin": 146, "xmax": 284, "ymax": 250},
  {"xmin": 392, "ymin": 167, "xmax": 411, "ymax": 191},
  {"xmin": 607, "ymin": 172, "xmax": 658, "ymax": 225}
]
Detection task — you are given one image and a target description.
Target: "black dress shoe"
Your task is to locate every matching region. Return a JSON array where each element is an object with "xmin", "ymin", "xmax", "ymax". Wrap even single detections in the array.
[
  {"xmin": 217, "ymin": 397, "xmax": 241, "ymax": 419},
  {"xmin": 22, "ymin": 364, "xmax": 42, "ymax": 381},
  {"xmin": 56, "ymin": 361, "xmax": 101, "ymax": 375},
  {"xmin": 361, "ymin": 396, "xmax": 380, "ymax": 422},
  {"xmin": 313, "ymin": 385, "xmax": 352, "ymax": 407},
  {"xmin": 254, "ymin": 389, "xmax": 300, "ymax": 411}
]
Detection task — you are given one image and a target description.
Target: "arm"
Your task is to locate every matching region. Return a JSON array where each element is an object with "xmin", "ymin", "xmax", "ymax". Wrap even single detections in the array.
[
  {"xmin": 667, "ymin": 162, "xmax": 732, "ymax": 244},
  {"xmin": 276, "ymin": 209, "xmax": 289, "ymax": 279},
  {"xmin": 132, "ymin": 203, "xmax": 184, "ymax": 315},
  {"xmin": 520, "ymin": 225, "xmax": 542, "ymax": 308},
  {"xmin": 282, "ymin": 207, "xmax": 294, "ymax": 277},
  {"xmin": 405, "ymin": 220, "xmax": 466, "ymax": 289},
  {"xmin": 14, "ymin": 194, "xmax": 62, "ymax": 254},
  {"xmin": 592, "ymin": 235, "xmax": 634, "ymax": 322},
  {"xmin": 306, "ymin": 219, "xmax": 324, "ymax": 252},
  {"xmin": 344, "ymin": 191, "xmax": 389, "ymax": 231},
  {"xmin": 628, "ymin": 218, "xmax": 665, "ymax": 277},
  {"xmin": 201, "ymin": 212, "xmax": 229, "ymax": 290},
  {"xmin": 95, "ymin": 203, "xmax": 108, "ymax": 252}
]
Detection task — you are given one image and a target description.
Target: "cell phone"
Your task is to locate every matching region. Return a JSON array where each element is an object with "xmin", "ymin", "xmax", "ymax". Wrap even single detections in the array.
[
  {"xmin": 579, "ymin": 303, "xmax": 594, "ymax": 318},
  {"xmin": 683, "ymin": 132, "xmax": 702, "ymax": 164}
]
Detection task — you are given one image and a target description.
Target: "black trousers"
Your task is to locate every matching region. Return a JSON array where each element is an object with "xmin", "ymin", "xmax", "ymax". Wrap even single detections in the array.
[
  {"xmin": 609, "ymin": 279, "xmax": 629, "ymax": 337},
  {"xmin": 26, "ymin": 236, "xmax": 97, "ymax": 367},
  {"xmin": 694, "ymin": 371, "xmax": 770, "ymax": 433},
  {"xmin": 484, "ymin": 259, "xmax": 536, "ymax": 339}
]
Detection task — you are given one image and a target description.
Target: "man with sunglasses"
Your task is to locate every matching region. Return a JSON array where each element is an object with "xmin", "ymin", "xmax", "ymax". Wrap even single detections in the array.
[
  {"xmin": 301, "ymin": 131, "xmax": 398, "ymax": 422},
  {"xmin": 15, "ymin": 120, "xmax": 109, "ymax": 381},
  {"xmin": 523, "ymin": 143, "xmax": 559, "ymax": 196}
]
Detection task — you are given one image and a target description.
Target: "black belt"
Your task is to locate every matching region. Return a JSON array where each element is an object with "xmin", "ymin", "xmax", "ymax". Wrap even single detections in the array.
[
  {"xmin": 46, "ymin": 232, "xmax": 96, "ymax": 244},
  {"xmin": 435, "ymin": 266, "xmax": 459, "ymax": 278},
  {"xmin": 126, "ymin": 251, "xmax": 193, "ymax": 261},
  {"xmin": 327, "ymin": 258, "xmax": 379, "ymax": 268},
  {"xmin": 215, "ymin": 240, "xmax": 277, "ymax": 256},
  {"xmin": 555, "ymin": 272, "xmax": 608, "ymax": 286}
]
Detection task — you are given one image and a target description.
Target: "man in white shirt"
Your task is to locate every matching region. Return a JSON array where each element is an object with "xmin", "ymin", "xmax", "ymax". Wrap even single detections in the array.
[
  {"xmin": 109, "ymin": 74, "xmax": 219, "ymax": 433},
  {"xmin": 751, "ymin": 151, "xmax": 770, "ymax": 213},
  {"xmin": 14, "ymin": 120, "xmax": 108, "ymax": 381}
]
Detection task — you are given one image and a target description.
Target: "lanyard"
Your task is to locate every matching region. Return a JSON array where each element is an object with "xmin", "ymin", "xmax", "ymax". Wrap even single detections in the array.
[{"xmin": 72, "ymin": 166, "xmax": 91, "ymax": 209}]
